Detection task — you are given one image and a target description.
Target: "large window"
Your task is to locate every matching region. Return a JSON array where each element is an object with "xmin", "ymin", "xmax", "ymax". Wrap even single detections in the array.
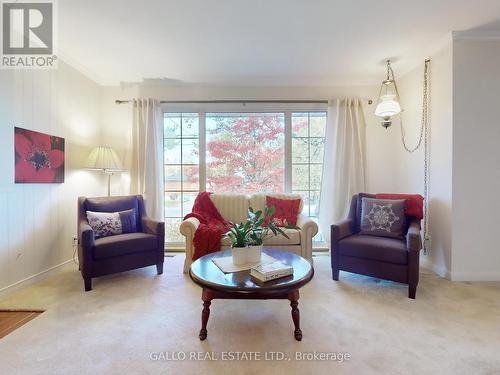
[{"xmin": 163, "ymin": 110, "xmax": 327, "ymax": 247}]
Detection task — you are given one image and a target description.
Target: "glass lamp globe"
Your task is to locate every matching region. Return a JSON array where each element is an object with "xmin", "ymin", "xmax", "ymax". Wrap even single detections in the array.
[
  {"xmin": 375, "ymin": 94, "xmax": 402, "ymax": 118},
  {"xmin": 375, "ymin": 78, "xmax": 402, "ymax": 128}
]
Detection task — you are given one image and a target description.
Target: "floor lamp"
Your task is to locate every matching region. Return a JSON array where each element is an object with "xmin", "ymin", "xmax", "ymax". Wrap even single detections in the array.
[{"xmin": 86, "ymin": 146, "xmax": 123, "ymax": 196}]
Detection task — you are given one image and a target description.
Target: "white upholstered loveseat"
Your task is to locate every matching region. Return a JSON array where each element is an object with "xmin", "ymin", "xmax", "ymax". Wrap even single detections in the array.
[{"xmin": 180, "ymin": 193, "xmax": 319, "ymax": 273}]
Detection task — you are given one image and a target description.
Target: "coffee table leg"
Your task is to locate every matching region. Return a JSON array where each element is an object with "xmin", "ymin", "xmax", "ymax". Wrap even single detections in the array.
[
  {"xmin": 288, "ymin": 290, "xmax": 302, "ymax": 341},
  {"xmin": 199, "ymin": 289, "xmax": 213, "ymax": 340}
]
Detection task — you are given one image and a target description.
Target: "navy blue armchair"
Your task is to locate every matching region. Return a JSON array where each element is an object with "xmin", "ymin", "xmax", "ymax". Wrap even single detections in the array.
[{"xmin": 78, "ymin": 195, "xmax": 165, "ymax": 291}]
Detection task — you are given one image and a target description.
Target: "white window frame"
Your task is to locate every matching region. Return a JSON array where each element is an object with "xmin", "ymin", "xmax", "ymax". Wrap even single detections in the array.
[{"xmin": 162, "ymin": 103, "xmax": 327, "ymax": 249}]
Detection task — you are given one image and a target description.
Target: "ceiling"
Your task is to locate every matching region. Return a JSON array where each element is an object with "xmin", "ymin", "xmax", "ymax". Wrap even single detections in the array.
[{"xmin": 59, "ymin": 0, "xmax": 500, "ymax": 86}]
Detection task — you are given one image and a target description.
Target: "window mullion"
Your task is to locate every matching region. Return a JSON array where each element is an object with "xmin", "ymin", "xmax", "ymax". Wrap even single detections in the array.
[
  {"xmin": 180, "ymin": 114, "xmax": 184, "ymax": 216},
  {"xmin": 284, "ymin": 111, "xmax": 292, "ymax": 193},
  {"xmin": 307, "ymin": 112, "xmax": 311, "ymax": 217},
  {"xmin": 199, "ymin": 111, "xmax": 207, "ymax": 192}
]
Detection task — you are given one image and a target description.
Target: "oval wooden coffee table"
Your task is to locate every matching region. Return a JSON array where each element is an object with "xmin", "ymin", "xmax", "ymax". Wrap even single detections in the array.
[{"xmin": 189, "ymin": 248, "xmax": 314, "ymax": 341}]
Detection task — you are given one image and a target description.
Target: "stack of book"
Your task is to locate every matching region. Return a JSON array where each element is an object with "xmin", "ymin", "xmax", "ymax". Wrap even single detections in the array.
[{"xmin": 250, "ymin": 261, "xmax": 293, "ymax": 282}]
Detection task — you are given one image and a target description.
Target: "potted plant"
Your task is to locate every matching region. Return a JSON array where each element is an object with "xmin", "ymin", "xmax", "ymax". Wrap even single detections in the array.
[
  {"xmin": 247, "ymin": 206, "xmax": 300, "ymax": 262},
  {"xmin": 227, "ymin": 221, "xmax": 252, "ymax": 265}
]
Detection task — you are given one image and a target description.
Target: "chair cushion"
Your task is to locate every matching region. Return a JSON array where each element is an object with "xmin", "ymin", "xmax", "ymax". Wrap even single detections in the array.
[
  {"xmin": 355, "ymin": 193, "xmax": 375, "ymax": 232},
  {"xmin": 376, "ymin": 193, "xmax": 424, "ymax": 219},
  {"xmin": 265, "ymin": 196, "xmax": 301, "ymax": 226},
  {"xmin": 249, "ymin": 193, "xmax": 304, "ymax": 215},
  {"xmin": 263, "ymin": 228, "xmax": 301, "ymax": 246},
  {"xmin": 86, "ymin": 209, "xmax": 137, "ymax": 238},
  {"xmin": 220, "ymin": 229, "xmax": 301, "ymax": 246},
  {"xmin": 338, "ymin": 234, "xmax": 408, "ymax": 265},
  {"xmin": 210, "ymin": 193, "xmax": 249, "ymax": 224},
  {"xmin": 93, "ymin": 233, "xmax": 157, "ymax": 260},
  {"xmin": 360, "ymin": 198, "xmax": 406, "ymax": 238},
  {"xmin": 85, "ymin": 196, "xmax": 141, "ymax": 231}
]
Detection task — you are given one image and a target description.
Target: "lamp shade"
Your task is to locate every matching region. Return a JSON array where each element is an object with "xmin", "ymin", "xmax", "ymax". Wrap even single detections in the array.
[
  {"xmin": 86, "ymin": 146, "xmax": 123, "ymax": 171},
  {"xmin": 374, "ymin": 60, "xmax": 402, "ymax": 128},
  {"xmin": 375, "ymin": 93, "xmax": 402, "ymax": 118}
]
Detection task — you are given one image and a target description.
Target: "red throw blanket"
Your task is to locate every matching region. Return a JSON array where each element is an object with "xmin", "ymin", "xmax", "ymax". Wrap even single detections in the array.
[
  {"xmin": 184, "ymin": 192, "xmax": 231, "ymax": 260},
  {"xmin": 376, "ymin": 193, "xmax": 424, "ymax": 219}
]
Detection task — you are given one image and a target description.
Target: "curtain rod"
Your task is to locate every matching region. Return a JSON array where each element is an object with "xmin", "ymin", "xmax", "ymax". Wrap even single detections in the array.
[{"xmin": 115, "ymin": 99, "xmax": 373, "ymax": 105}]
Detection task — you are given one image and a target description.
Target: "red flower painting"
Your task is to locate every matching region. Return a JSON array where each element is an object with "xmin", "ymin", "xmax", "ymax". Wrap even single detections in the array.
[{"xmin": 15, "ymin": 127, "xmax": 65, "ymax": 183}]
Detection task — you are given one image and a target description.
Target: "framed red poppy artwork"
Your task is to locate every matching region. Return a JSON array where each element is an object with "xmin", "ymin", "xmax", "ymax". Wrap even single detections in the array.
[{"xmin": 14, "ymin": 127, "xmax": 65, "ymax": 183}]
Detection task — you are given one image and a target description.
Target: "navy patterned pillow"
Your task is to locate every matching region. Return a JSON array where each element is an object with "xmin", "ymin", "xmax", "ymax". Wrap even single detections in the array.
[
  {"xmin": 86, "ymin": 209, "xmax": 137, "ymax": 238},
  {"xmin": 360, "ymin": 198, "xmax": 406, "ymax": 238}
]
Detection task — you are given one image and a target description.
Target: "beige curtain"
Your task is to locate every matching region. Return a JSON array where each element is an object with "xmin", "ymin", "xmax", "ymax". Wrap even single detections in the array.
[
  {"xmin": 318, "ymin": 98, "xmax": 366, "ymax": 242},
  {"xmin": 131, "ymin": 99, "xmax": 164, "ymax": 220}
]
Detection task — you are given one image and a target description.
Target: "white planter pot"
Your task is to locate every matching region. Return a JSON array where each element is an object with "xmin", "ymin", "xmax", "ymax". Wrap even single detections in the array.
[
  {"xmin": 232, "ymin": 247, "xmax": 247, "ymax": 265},
  {"xmin": 247, "ymin": 245, "xmax": 263, "ymax": 263}
]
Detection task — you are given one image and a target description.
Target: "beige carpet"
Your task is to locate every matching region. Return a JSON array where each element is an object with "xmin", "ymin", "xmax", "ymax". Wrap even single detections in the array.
[{"xmin": 0, "ymin": 253, "xmax": 499, "ymax": 375}]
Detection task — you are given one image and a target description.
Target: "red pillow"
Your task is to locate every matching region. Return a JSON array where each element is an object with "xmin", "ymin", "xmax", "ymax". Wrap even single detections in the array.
[
  {"xmin": 375, "ymin": 193, "xmax": 424, "ymax": 219},
  {"xmin": 265, "ymin": 196, "xmax": 301, "ymax": 226}
]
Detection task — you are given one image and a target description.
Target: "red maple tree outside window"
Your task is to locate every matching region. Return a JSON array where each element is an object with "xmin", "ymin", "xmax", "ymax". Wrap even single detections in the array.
[{"xmin": 206, "ymin": 113, "xmax": 285, "ymax": 193}]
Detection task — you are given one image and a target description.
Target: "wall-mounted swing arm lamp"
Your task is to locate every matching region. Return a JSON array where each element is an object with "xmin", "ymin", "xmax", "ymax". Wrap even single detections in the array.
[{"xmin": 375, "ymin": 60, "xmax": 402, "ymax": 128}]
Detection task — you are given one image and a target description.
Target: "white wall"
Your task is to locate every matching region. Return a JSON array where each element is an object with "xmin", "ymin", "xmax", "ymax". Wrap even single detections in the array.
[
  {"xmin": 452, "ymin": 37, "xmax": 500, "ymax": 281},
  {"xmin": 99, "ymin": 83, "xmax": 397, "ymax": 196},
  {"xmin": 394, "ymin": 40, "xmax": 454, "ymax": 278},
  {"xmin": 0, "ymin": 62, "xmax": 105, "ymax": 292},
  {"xmin": 394, "ymin": 34, "xmax": 500, "ymax": 281}
]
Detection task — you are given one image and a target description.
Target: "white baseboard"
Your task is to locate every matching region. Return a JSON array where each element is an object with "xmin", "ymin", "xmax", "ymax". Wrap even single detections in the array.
[
  {"xmin": 450, "ymin": 271, "xmax": 500, "ymax": 282},
  {"xmin": 421, "ymin": 256, "xmax": 500, "ymax": 281},
  {"xmin": 0, "ymin": 259, "xmax": 74, "ymax": 299}
]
